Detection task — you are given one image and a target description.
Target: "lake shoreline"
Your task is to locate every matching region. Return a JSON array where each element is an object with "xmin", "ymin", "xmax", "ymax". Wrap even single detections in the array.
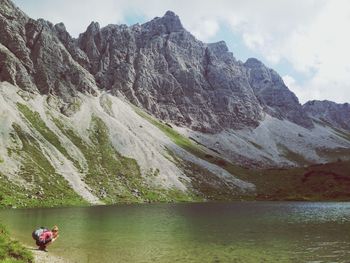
[
  {"xmin": 28, "ymin": 246, "xmax": 70, "ymax": 263},
  {"xmin": 2, "ymin": 199, "xmax": 350, "ymax": 211}
]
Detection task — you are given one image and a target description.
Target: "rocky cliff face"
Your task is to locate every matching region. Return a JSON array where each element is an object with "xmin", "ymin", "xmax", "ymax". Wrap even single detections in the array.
[
  {"xmin": 0, "ymin": 1, "xmax": 313, "ymax": 132},
  {"xmin": 244, "ymin": 58, "xmax": 313, "ymax": 128},
  {"xmin": 72, "ymin": 11, "xmax": 315, "ymax": 132},
  {"xmin": 72, "ymin": 11, "xmax": 265, "ymax": 132},
  {"xmin": 0, "ymin": 0, "xmax": 97, "ymax": 101},
  {"xmin": 303, "ymin": 100, "xmax": 350, "ymax": 131}
]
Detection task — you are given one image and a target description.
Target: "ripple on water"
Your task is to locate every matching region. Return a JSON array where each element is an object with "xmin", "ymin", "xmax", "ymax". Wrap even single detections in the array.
[{"xmin": 0, "ymin": 202, "xmax": 350, "ymax": 262}]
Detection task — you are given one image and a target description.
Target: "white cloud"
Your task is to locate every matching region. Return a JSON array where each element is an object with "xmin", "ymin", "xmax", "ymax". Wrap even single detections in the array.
[
  {"xmin": 13, "ymin": 0, "xmax": 350, "ymax": 103},
  {"xmin": 283, "ymin": 75, "xmax": 310, "ymax": 104},
  {"xmin": 189, "ymin": 19, "xmax": 220, "ymax": 42},
  {"xmin": 14, "ymin": 0, "xmax": 129, "ymax": 36}
]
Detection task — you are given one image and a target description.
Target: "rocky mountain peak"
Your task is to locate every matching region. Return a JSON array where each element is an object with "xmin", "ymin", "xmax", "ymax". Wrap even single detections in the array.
[
  {"xmin": 86, "ymin": 21, "xmax": 101, "ymax": 34},
  {"xmin": 160, "ymin": 10, "xmax": 183, "ymax": 31},
  {"xmin": 244, "ymin": 58, "xmax": 313, "ymax": 128},
  {"xmin": 244, "ymin": 57, "xmax": 264, "ymax": 68},
  {"xmin": 54, "ymin": 22, "xmax": 71, "ymax": 44},
  {"xmin": 207, "ymin": 41, "xmax": 229, "ymax": 56},
  {"xmin": 164, "ymin": 10, "xmax": 176, "ymax": 17},
  {"xmin": 54, "ymin": 22, "xmax": 67, "ymax": 32},
  {"xmin": 1, "ymin": 0, "xmax": 321, "ymax": 132},
  {"xmin": 244, "ymin": 58, "xmax": 283, "ymax": 90},
  {"xmin": 142, "ymin": 10, "xmax": 184, "ymax": 34},
  {"xmin": 0, "ymin": 0, "xmax": 23, "ymax": 18}
]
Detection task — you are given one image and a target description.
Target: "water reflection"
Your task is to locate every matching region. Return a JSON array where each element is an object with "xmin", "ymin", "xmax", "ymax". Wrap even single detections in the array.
[{"xmin": 0, "ymin": 202, "xmax": 350, "ymax": 262}]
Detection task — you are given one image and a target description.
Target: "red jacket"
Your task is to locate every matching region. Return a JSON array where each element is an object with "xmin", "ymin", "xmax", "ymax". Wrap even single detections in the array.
[{"xmin": 39, "ymin": 230, "xmax": 53, "ymax": 242}]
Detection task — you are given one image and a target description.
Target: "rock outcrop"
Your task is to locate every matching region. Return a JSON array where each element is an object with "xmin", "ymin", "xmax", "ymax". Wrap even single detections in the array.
[
  {"xmin": 3, "ymin": 0, "xmax": 350, "ymax": 134},
  {"xmin": 0, "ymin": 0, "xmax": 315, "ymax": 133},
  {"xmin": 245, "ymin": 58, "xmax": 313, "ymax": 128},
  {"xmin": 303, "ymin": 100, "xmax": 350, "ymax": 131},
  {"xmin": 74, "ymin": 12, "xmax": 264, "ymax": 132},
  {"xmin": 0, "ymin": 0, "xmax": 97, "ymax": 101}
]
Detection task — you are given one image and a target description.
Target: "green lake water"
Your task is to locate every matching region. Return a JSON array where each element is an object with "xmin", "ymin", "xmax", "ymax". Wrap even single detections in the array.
[{"xmin": 0, "ymin": 202, "xmax": 350, "ymax": 263}]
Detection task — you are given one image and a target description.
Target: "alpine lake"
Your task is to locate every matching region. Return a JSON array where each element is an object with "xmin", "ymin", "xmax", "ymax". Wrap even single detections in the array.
[{"xmin": 0, "ymin": 202, "xmax": 350, "ymax": 263}]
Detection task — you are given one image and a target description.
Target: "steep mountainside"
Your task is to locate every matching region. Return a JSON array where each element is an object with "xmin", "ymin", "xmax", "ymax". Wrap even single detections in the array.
[
  {"xmin": 244, "ymin": 58, "xmax": 312, "ymax": 128},
  {"xmin": 0, "ymin": 1, "xmax": 314, "ymax": 133},
  {"xmin": 0, "ymin": 0, "xmax": 97, "ymax": 101},
  {"xmin": 72, "ymin": 11, "xmax": 315, "ymax": 132},
  {"xmin": 61, "ymin": 12, "xmax": 264, "ymax": 132},
  {"xmin": 0, "ymin": 82, "xmax": 255, "ymax": 207},
  {"xmin": 0, "ymin": 0, "xmax": 350, "ymax": 207},
  {"xmin": 303, "ymin": 100, "xmax": 350, "ymax": 131}
]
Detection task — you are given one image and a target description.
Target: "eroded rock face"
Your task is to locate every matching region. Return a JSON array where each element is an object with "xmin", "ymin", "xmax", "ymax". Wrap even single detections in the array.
[
  {"xmin": 303, "ymin": 100, "xmax": 350, "ymax": 130},
  {"xmin": 73, "ymin": 11, "xmax": 316, "ymax": 132},
  {"xmin": 244, "ymin": 58, "xmax": 313, "ymax": 128},
  {"xmin": 74, "ymin": 11, "xmax": 264, "ymax": 132},
  {"xmin": 1, "ymin": 0, "xmax": 316, "ymax": 132},
  {"xmin": 0, "ymin": 0, "xmax": 35, "ymax": 91},
  {"xmin": 0, "ymin": 0, "xmax": 97, "ymax": 101}
]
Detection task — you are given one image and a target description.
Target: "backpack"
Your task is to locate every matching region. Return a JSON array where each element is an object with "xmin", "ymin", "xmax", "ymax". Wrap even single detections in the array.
[{"xmin": 32, "ymin": 227, "xmax": 48, "ymax": 241}]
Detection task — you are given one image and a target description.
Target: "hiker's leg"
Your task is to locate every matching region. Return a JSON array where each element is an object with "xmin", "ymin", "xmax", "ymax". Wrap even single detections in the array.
[{"xmin": 39, "ymin": 245, "xmax": 46, "ymax": 250}]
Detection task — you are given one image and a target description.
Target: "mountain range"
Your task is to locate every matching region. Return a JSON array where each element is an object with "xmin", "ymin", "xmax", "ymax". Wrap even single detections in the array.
[{"xmin": 0, "ymin": 0, "xmax": 349, "ymax": 207}]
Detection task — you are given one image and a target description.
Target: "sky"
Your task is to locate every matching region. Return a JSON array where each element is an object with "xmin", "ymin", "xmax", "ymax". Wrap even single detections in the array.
[{"xmin": 12, "ymin": 0, "xmax": 350, "ymax": 104}]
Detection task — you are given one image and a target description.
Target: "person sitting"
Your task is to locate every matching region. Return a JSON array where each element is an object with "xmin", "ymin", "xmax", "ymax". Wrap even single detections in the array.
[{"xmin": 32, "ymin": 225, "xmax": 60, "ymax": 252}]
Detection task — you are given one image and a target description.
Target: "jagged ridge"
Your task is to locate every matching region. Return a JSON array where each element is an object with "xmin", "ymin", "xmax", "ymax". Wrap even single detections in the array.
[
  {"xmin": 303, "ymin": 100, "xmax": 350, "ymax": 131},
  {"xmin": 1, "ymin": 0, "xmax": 314, "ymax": 133}
]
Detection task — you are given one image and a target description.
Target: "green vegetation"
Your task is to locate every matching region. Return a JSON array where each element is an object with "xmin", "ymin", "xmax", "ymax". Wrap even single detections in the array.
[
  {"xmin": 316, "ymin": 147, "xmax": 350, "ymax": 163},
  {"xmin": 1, "ymin": 106, "xmax": 198, "ymax": 208},
  {"xmin": 133, "ymin": 107, "xmax": 200, "ymax": 152},
  {"xmin": 165, "ymin": 148, "xmax": 242, "ymax": 201},
  {"xmin": 134, "ymin": 107, "xmax": 256, "ymax": 176},
  {"xmin": 17, "ymin": 103, "xmax": 81, "ymax": 170},
  {"xmin": 134, "ymin": 106, "xmax": 350, "ymax": 201},
  {"xmin": 0, "ymin": 172, "xmax": 35, "ymax": 208},
  {"xmin": 79, "ymin": 115, "xmax": 143, "ymax": 203},
  {"xmin": 52, "ymin": 115, "xmax": 139, "ymax": 203},
  {"xmin": 2, "ymin": 101, "xmax": 349, "ymax": 208},
  {"xmin": 245, "ymin": 160, "xmax": 350, "ymax": 201},
  {"xmin": 100, "ymin": 96, "xmax": 113, "ymax": 116},
  {"xmin": 2, "ymin": 123, "xmax": 88, "ymax": 208},
  {"xmin": 133, "ymin": 107, "xmax": 237, "ymax": 168},
  {"xmin": 0, "ymin": 224, "xmax": 33, "ymax": 263},
  {"xmin": 277, "ymin": 143, "xmax": 312, "ymax": 166},
  {"xmin": 52, "ymin": 115, "xmax": 198, "ymax": 204}
]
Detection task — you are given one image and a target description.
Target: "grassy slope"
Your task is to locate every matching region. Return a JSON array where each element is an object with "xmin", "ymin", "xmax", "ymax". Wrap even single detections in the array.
[
  {"xmin": 6, "ymin": 123, "xmax": 88, "ymax": 208},
  {"xmin": 52, "ymin": 115, "xmax": 199, "ymax": 204},
  {"xmin": 0, "ymin": 105, "xmax": 87, "ymax": 209},
  {"xmin": 0, "ymin": 224, "xmax": 33, "ymax": 263},
  {"xmin": 1, "ymin": 99, "xmax": 349, "ymax": 207},
  {"xmin": 17, "ymin": 103, "xmax": 82, "ymax": 170},
  {"xmin": 247, "ymin": 161, "xmax": 350, "ymax": 201},
  {"xmin": 1, "ymin": 101, "xmax": 200, "ymax": 208},
  {"xmin": 134, "ymin": 107, "xmax": 350, "ymax": 201}
]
